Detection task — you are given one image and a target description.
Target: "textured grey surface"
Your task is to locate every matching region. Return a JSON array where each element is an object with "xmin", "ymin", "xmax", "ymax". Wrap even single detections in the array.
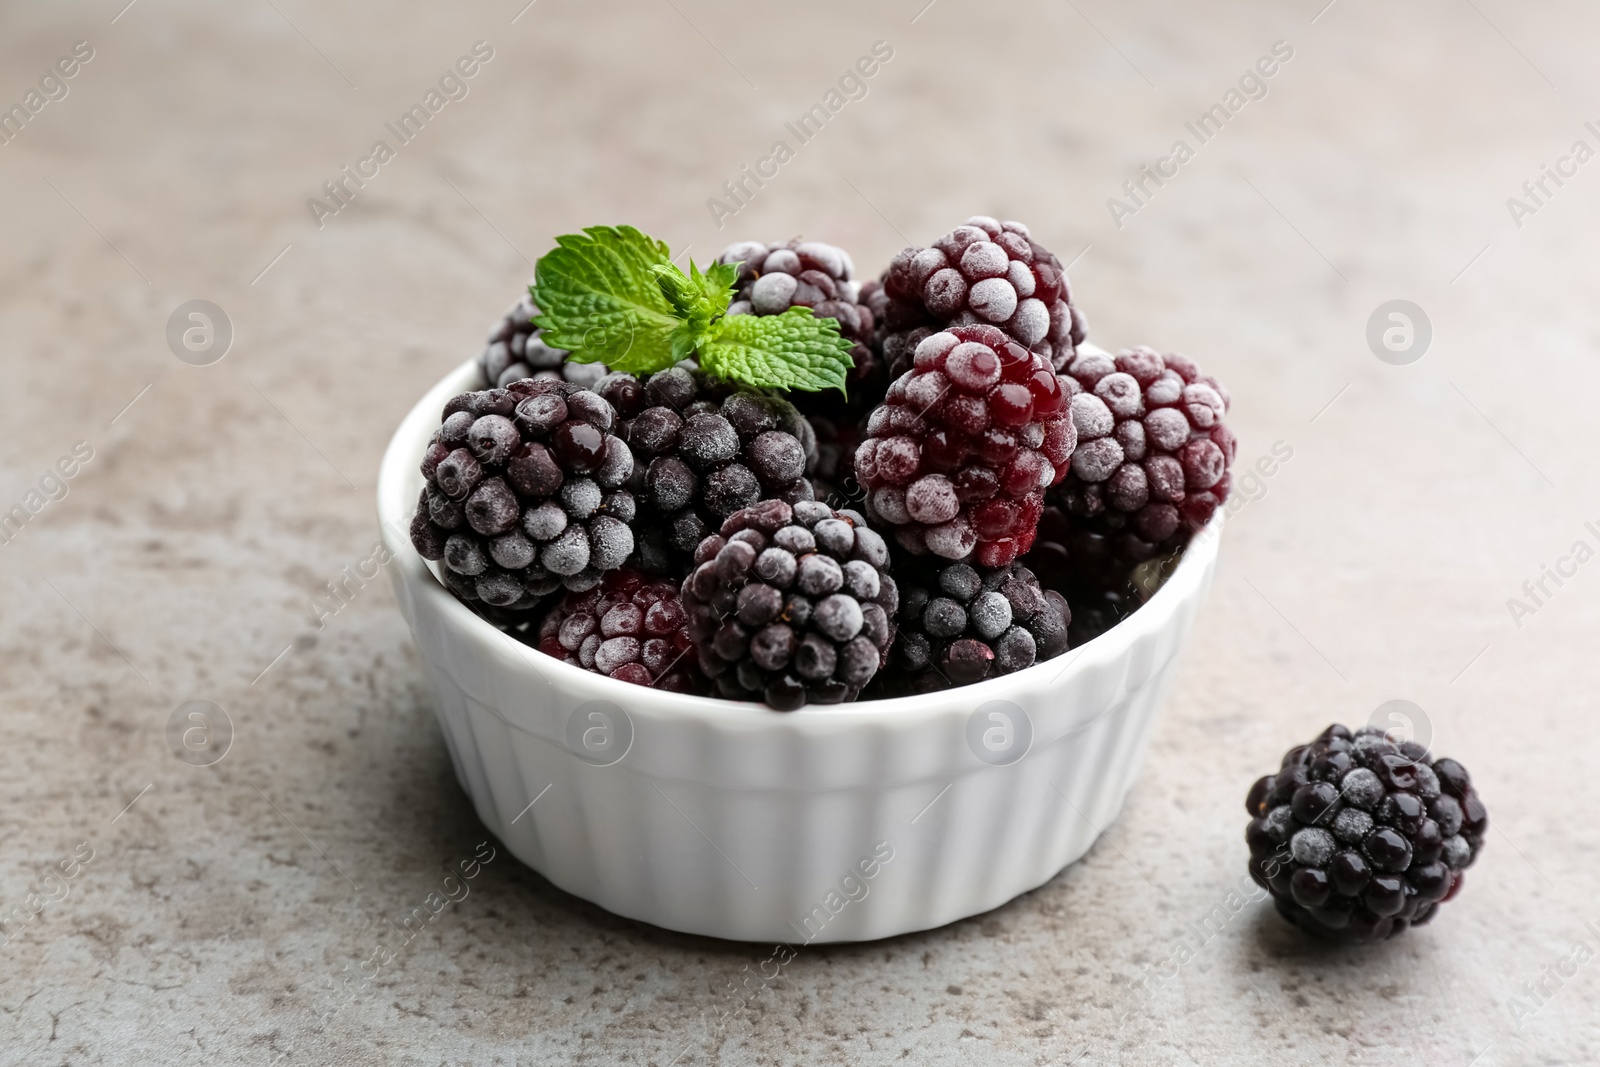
[{"xmin": 1, "ymin": 0, "xmax": 1597, "ymax": 1063}]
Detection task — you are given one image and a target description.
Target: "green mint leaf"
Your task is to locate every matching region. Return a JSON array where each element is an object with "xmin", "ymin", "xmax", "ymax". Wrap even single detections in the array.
[
  {"xmin": 531, "ymin": 228, "xmax": 847, "ymax": 391},
  {"xmin": 701, "ymin": 259, "xmax": 740, "ymax": 304},
  {"xmin": 530, "ymin": 225, "xmax": 681, "ymax": 375},
  {"xmin": 652, "ymin": 259, "xmax": 735, "ymax": 321},
  {"xmin": 651, "ymin": 262, "xmax": 702, "ymax": 319},
  {"xmin": 698, "ymin": 307, "xmax": 854, "ymax": 393},
  {"xmin": 653, "ymin": 258, "xmax": 738, "ymax": 365}
]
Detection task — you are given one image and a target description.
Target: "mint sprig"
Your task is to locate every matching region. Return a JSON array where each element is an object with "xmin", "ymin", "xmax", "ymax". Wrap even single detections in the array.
[
  {"xmin": 531, "ymin": 225, "xmax": 853, "ymax": 392},
  {"xmin": 529, "ymin": 225, "xmax": 680, "ymax": 375},
  {"xmin": 654, "ymin": 259, "xmax": 737, "ymax": 366},
  {"xmin": 699, "ymin": 308, "xmax": 851, "ymax": 393}
]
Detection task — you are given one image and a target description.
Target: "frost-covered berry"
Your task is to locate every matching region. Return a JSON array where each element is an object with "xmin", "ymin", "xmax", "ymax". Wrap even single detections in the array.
[
  {"xmin": 479, "ymin": 292, "xmax": 608, "ymax": 390},
  {"xmin": 853, "ymin": 324, "xmax": 1076, "ymax": 568},
  {"xmin": 1245, "ymin": 723, "xmax": 1488, "ymax": 943},
  {"xmin": 871, "ymin": 216, "xmax": 1086, "ymax": 378},
  {"xmin": 1044, "ymin": 346, "xmax": 1236, "ymax": 564},
  {"xmin": 409, "ymin": 379, "xmax": 636, "ymax": 606},
  {"xmin": 1332, "ymin": 807, "xmax": 1374, "ymax": 844},
  {"xmin": 535, "ymin": 570, "xmax": 702, "ymax": 692},
  {"xmin": 875, "ymin": 561, "xmax": 1069, "ymax": 694},
  {"xmin": 610, "ymin": 367, "xmax": 818, "ymax": 576},
  {"xmin": 681, "ymin": 499, "xmax": 898, "ymax": 709},
  {"xmin": 1290, "ymin": 828, "xmax": 1336, "ymax": 867}
]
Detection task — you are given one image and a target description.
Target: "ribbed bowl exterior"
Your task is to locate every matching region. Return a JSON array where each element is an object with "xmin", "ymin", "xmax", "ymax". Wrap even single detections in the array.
[{"xmin": 379, "ymin": 357, "xmax": 1220, "ymax": 943}]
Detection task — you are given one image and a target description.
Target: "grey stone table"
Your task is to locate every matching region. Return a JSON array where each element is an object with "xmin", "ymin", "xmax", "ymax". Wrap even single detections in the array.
[{"xmin": 1, "ymin": 1, "xmax": 1596, "ymax": 1063}]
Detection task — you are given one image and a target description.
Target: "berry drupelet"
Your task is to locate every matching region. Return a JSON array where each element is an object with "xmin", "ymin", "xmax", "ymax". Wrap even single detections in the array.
[
  {"xmin": 853, "ymin": 324, "xmax": 1075, "ymax": 568},
  {"xmin": 596, "ymin": 367, "xmax": 818, "ymax": 575},
  {"xmin": 536, "ymin": 570, "xmax": 702, "ymax": 692},
  {"xmin": 682, "ymin": 499, "xmax": 898, "ymax": 710},
  {"xmin": 409, "ymin": 380, "xmax": 636, "ymax": 607},
  {"xmin": 870, "ymin": 216, "xmax": 1086, "ymax": 378},
  {"xmin": 1044, "ymin": 346, "xmax": 1236, "ymax": 563},
  {"xmin": 479, "ymin": 294, "xmax": 608, "ymax": 390},
  {"xmin": 1246, "ymin": 724, "xmax": 1488, "ymax": 942},
  {"xmin": 876, "ymin": 561, "xmax": 1069, "ymax": 694}
]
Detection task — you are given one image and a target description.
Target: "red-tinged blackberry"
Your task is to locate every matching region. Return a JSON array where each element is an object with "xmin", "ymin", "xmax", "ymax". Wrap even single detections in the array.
[
  {"xmin": 1045, "ymin": 346, "xmax": 1236, "ymax": 563},
  {"xmin": 853, "ymin": 324, "xmax": 1076, "ymax": 568},
  {"xmin": 479, "ymin": 294, "xmax": 608, "ymax": 390},
  {"xmin": 681, "ymin": 499, "xmax": 898, "ymax": 709},
  {"xmin": 598, "ymin": 367, "xmax": 818, "ymax": 576},
  {"xmin": 409, "ymin": 379, "xmax": 636, "ymax": 607},
  {"xmin": 874, "ymin": 561, "xmax": 1069, "ymax": 695},
  {"xmin": 1246, "ymin": 724, "xmax": 1488, "ymax": 943},
  {"xmin": 534, "ymin": 569, "xmax": 703, "ymax": 692},
  {"xmin": 872, "ymin": 216, "xmax": 1086, "ymax": 378}
]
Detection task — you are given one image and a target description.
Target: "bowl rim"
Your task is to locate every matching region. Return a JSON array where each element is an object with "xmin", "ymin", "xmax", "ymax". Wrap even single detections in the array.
[{"xmin": 377, "ymin": 355, "xmax": 1223, "ymax": 727}]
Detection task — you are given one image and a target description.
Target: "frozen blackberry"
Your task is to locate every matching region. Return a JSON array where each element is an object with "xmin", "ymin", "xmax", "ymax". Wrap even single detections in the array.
[
  {"xmin": 1044, "ymin": 346, "xmax": 1236, "ymax": 563},
  {"xmin": 1061, "ymin": 581, "xmax": 1141, "ymax": 646},
  {"xmin": 807, "ymin": 412, "xmax": 864, "ymax": 510},
  {"xmin": 872, "ymin": 216, "xmax": 1085, "ymax": 379},
  {"xmin": 1025, "ymin": 514, "xmax": 1165, "ymax": 646},
  {"xmin": 409, "ymin": 379, "xmax": 636, "ymax": 607},
  {"xmin": 853, "ymin": 324, "xmax": 1076, "ymax": 568},
  {"xmin": 479, "ymin": 293, "xmax": 608, "ymax": 390},
  {"xmin": 535, "ymin": 570, "xmax": 702, "ymax": 692},
  {"xmin": 602, "ymin": 367, "xmax": 818, "ymax": 576},
  {"xmin": 876, "ymin": 562, "xmax": 1069, "ymax": 694},
  {"xmin": 1027, "ymin": 504, "xmax": 1122, "ymax": 591},
  {"xmin": 716, "ymin": 239, "xmax": 882, "ymax": 417},
  {"xmin": 681, "ymin": 499, "xmax": 898, "ymax": 709},
  {"xmin": 1246, "ymin": 724, "xmax": 1488, "ymax": 943}
]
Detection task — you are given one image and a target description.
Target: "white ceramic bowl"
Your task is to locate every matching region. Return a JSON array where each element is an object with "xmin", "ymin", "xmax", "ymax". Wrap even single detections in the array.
[{"xmin": 378, "ymin": 355, "xmax": 1222, "ymax": 943}]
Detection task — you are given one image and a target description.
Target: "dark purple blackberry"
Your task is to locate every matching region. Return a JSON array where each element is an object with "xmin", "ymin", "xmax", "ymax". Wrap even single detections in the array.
[
  {"xmin": 875, "ymin": 561, "xmax": 1069, "ymax": 694},
  {"xmin": 1061, "ymin": 580, "xmax": 1141, "ymax": 646},
  {"xmin": 1042, "ymin": 346, "xmax": 1236, "ymax": 564},
  {"xmin": 596, "ymin": 367, "xmax": 818, "ymax": 577},
  {"xmin": 681, "ymin": 499, "xmax": 898, "ymax": 709},
  {"xmin": 1025, "ymin": 516, "xmax": 1171, "ymax": 647},
  {"xmin": 535, "ymin": 569, "xmax": 703, "ymax": 693},
  {"xmin": 871, "ymin": 216, "xmax": 1085, "ymax": 379},
  {"xmin": 807, "ymin": 413, "xmax": 864, "ymax": 511},
  {"xmin": 409, "ymin": 379, "xmax": 636, "ymax": 607},
  {"xmin": 479, "ymin": 293, "xmax": 608, "ymax": 390},
  {"xmin": 1247, "ymin": 724, "xmax": 1488, "ymax": 943},
  {"xmin": 715, "ymin": 239, "xmax": 882, "ymax": 418}
]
